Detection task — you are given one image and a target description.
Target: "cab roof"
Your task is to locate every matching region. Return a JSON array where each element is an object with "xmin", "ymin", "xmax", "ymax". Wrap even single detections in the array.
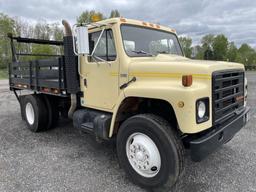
[{"xmin": 88, "ymin": 17, "xmax": 177, "ymax": 34}]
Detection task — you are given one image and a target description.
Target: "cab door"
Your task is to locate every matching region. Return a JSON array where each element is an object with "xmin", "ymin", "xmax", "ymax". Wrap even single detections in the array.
[{"xmin": 80, "ymin": 28, "xmax": 119, "ymax": 111}]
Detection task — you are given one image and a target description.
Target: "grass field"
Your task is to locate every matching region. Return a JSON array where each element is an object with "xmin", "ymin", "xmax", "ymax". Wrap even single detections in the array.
[{"xmin": 0, "ymin": 69, "xmax": 8, "ymax": 79}]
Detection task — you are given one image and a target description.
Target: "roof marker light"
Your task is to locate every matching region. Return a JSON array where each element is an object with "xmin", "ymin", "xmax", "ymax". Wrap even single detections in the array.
[
  {"xmin": 120, "ymin": 17, "xmax": 126, "ymax": 22},
  {"xmin": 142, "ymin": 22, "xmax": 147, "ymax": 26}
]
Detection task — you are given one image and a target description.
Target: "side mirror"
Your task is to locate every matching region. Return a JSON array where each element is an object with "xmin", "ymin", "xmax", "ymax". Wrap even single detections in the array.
[{"xmin": 73, "ymin": 25, "xmax": 89, "ymax": 55}]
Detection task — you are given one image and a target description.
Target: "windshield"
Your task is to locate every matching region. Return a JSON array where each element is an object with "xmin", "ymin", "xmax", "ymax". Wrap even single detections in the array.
[{"xmin": 121, "ymin": 24, "xmax": 183, "ymax": 57}]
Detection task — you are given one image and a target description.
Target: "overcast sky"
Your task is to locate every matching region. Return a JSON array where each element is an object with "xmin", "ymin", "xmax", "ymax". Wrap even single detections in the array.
[{"xmin": 0, "ymin": 0, "xmax": 255, "ymax": 47}]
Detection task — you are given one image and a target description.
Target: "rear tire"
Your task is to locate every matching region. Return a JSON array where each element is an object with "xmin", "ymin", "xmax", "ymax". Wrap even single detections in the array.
[
  {"xmin": 43, "ymin": 95, "xmax": 59, "ymax": 129},
  {"xmin": 116, "ymin": 114, "xmax": 184, "ymax": 189},
  {"xmin": 22, "ymin": 94, "xmax": 48, "ymax": 132},
  {"xmin": 19, "ymin": 95, "xmax": 26, "ymax": 120}
]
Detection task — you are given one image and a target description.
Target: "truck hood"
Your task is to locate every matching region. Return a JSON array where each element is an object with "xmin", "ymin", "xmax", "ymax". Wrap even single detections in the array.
[{"xmin": 129, "ymin": 54, "xmax": 244, "ymax": 75}]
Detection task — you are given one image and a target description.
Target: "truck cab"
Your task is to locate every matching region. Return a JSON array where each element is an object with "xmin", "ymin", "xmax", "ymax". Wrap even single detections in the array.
[{"xmin": 8, "ymin": 17, "xmax": 250, "ymax": 189}]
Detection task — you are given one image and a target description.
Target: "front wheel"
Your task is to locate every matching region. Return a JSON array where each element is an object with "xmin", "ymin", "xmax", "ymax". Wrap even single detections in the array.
[{"xmin": 116, "ymin": 114, "xmax": 184, "ymax": 189}]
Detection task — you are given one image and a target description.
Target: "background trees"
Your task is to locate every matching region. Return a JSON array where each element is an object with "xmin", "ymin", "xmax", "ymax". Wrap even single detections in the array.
[
  {"xmin": 0, "ymin": 13, "xmax": 15, "ymax": 69},
  {"xmin": 77, "ymin": 9, "xmax": 120, "ymax": 23},
  {"xmin": 183, "ymin": 34, "xmax": 256, "ymax": 69},
  {"xmin": 226, "ymin": 42, "xmax": 238, "ymax": 62},
  {"xmin": 77, "ymin": 10, "xmax": 104, "ymax": 23},
  {"xmin": 179, "ymin": 36, "xmax": 192, "ymax": 58},
  {"xmin": 200, "ymin": 34, "xmax": 215, "ymax": 60},
  {"xmin": 236, "ymin": 44, "xmax": 256, "ymax": 69},
  {"xmin": 0, "ymin": 9, "xmax": 256, "ymax": 73},
  {"xmin": 212, "ymin": 35, "xmax": 229, "ymax": 61},
  {"xmin": 110, "ymin": 10, "xmax": 121, "ymax": 18},
  {"xmin": 0, "ymin": 9, "xmax": 122, "ymax": 71}
]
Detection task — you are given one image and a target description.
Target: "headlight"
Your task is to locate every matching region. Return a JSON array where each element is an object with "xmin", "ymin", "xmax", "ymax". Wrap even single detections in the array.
[
  {"xmin": 198, "ymin": 101, "xmax": 206, "ymax": 118},
  {"xmin": 196, "ymin": 98, "xmax": 209, "ymax": 123}
]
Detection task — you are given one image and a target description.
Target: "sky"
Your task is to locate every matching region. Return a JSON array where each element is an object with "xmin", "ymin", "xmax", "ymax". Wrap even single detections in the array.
[{"xmin": 0, "ymin": 0, "xmax": 255, "ymax": 47}]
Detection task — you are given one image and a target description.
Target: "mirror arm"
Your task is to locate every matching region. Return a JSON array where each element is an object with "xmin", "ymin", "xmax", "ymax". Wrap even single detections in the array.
[
  {"xmin": 73, "ymin": 24, "xmax": 111, "ymax": 65},
  {"xmin": 91, "ymin": 28, "xmax": 105, "ymax": 56},
  {"xmin": 91, "ymin": 55, "xmax": 111, "ymax": 65},
  {"xmin": 90, "ymin": 55, "xmax": 100, "ymax": 65},
  {"xmin": 89, "ymin": 28, "xmax": 111, "ymax": 65}
]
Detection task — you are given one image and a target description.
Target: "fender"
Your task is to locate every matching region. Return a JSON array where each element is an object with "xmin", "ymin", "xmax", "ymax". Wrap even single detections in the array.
[{"xmin": 109, "ymin": 78, "xmax": 212, "ymax": 137}]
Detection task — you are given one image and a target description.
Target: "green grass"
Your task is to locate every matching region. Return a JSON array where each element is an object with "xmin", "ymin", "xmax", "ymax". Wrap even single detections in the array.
[{"xmin": 0, "ymin": 69, "xmax": 8, "ymax": 79}]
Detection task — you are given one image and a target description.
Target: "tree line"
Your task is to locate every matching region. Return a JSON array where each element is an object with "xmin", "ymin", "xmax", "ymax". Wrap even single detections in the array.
[
  {"xmin": 179, "ymin": 35, "xmax": 256, "ymax": 69},
  {"xmin": 0, "ymin": 12, "xmax": 64, "ymax": 69},
  {"xmin": 0, "ymin": 10, "xmax": 120, "ymax": 69},
  {"xmin": 1, "ymin": 10, "xmax": 255, "ymax": 70}
]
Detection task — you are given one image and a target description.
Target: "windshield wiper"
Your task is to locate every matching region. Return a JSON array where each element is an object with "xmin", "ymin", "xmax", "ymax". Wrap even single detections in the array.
[{"xmin": 131, "ymin": 50, "xmax": 154, "ymax": 56}]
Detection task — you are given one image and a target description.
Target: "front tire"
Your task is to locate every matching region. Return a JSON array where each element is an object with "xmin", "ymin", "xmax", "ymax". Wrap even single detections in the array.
[{"xmin": 116, "ymin": 114, "xmax": 184, "ymax": 189}]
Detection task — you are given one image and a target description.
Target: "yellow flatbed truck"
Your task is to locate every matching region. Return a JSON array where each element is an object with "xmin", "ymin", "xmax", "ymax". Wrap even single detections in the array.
[{"xmin": 8, "ymin": 17, "xmax": 250, "ymax": 188}]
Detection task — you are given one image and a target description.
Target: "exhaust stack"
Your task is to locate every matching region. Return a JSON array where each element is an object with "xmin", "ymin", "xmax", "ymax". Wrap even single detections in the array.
[
  {"xmin": 62, "ymin": 20, "xmax": 72, "ymax": 36},
  {"xmin": 62, "ymin": 20, "xmax": 80, "ymax": 119}
]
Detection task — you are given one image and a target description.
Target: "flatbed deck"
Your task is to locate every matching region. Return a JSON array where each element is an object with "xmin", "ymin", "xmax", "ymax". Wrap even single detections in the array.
[{"xmin": 8, "ymin": 34, "xmax": 68, "ymax": 97}]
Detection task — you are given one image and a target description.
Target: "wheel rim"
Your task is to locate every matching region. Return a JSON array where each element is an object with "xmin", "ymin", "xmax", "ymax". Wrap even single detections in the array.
[
  {"xmin": 25, "ymin": 102, "xmax": 35, "ymax": 125},
  {"xmin": 126, "ymin": 132, "xmax": 161, "ymax": 178}
]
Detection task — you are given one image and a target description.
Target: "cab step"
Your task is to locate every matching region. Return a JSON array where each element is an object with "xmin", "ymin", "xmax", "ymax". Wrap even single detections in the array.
[
  {"xmin": 81, "ymin": 122, "xmax": 94, "ymax": 133},
  {"xmin": 73, "ymin": 108, "xmax": 112, "ymax": 140}
]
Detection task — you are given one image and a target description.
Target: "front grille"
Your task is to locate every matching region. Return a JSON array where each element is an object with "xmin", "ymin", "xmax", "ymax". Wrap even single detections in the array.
[{"xmin": 212, "ymin": 70, "xmax": 244, "ymax": 125}]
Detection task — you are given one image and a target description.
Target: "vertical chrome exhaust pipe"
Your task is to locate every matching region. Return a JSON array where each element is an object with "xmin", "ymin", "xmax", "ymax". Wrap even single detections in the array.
[{"xmin": 62, "ymin": 20, "xmax": 79, "ymax": 119}]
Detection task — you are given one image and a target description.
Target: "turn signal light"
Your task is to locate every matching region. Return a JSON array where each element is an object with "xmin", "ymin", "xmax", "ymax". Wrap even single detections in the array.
[
  {"xmin": 182, "ymin": 75, "xmax": 193, "ymax": 87},
  {"xmin": 142, "ymin": 22, "xmax": 147, "ymax": 26},
  {"xmin": 120, "ymin": 17, "xmax": 127, "ymax": 22}
]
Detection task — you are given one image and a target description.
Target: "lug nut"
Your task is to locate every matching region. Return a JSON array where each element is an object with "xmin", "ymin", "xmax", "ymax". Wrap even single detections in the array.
[{"xmin": 151, "ymin": 166, "xmax": 157, "ymax": 171}]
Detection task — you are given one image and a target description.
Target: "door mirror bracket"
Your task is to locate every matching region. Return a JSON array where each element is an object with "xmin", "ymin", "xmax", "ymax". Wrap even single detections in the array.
[{"xmin": 72, "ymin": 23, "xmax": 111, "ymax": 65}]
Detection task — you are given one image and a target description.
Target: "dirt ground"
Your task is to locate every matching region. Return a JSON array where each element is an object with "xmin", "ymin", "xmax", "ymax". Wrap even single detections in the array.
[{"xmin": 0, "ymin": 72, "xmax": 255, "ymax": 192}]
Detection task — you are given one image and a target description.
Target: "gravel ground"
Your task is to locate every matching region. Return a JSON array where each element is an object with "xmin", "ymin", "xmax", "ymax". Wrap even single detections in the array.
[{"xmin": 0, "ymin": 72, "xmax": 255, "ymax": 192}]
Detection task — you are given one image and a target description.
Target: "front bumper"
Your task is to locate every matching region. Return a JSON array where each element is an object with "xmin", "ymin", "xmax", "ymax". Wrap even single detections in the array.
[{"xmin": 189, "ymin": 107, "xmax": 250, "ymax": 162}]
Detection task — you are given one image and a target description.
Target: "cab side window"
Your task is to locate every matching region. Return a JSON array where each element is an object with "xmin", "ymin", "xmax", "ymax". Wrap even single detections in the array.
[{"xmin": 89, "ymin": 29, "xmax": 117, "ymax": 62}]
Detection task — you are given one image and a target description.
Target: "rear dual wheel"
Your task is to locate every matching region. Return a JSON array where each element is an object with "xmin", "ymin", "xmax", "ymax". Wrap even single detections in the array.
[
  {"xmin": 21, "ymin": 94, "xmax": 59, "ymax": 132},
  {"xmin": 43, "ymin": 95, "xmax": 59, "ymax": 129}
]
